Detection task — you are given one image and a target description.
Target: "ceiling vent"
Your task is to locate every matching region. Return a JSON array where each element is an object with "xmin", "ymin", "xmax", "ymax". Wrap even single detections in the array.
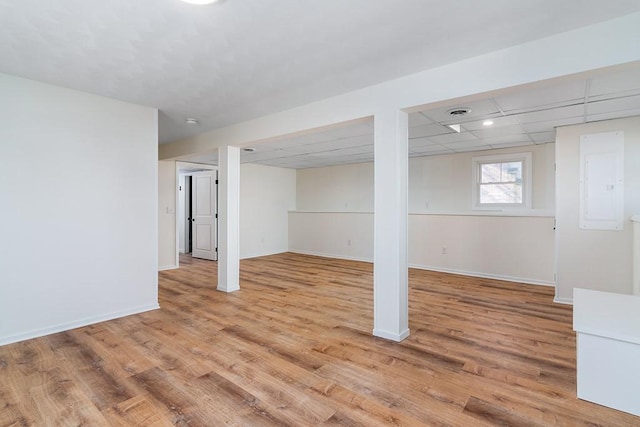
[{"xmin": 447, "ymin": 107, "xmax": 472, "ymax": 117}]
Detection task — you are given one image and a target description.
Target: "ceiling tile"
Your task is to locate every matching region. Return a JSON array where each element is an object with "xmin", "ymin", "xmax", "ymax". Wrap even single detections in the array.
[
  {"xmin": 409, "ymin": 123, "xmax": 450, "ymax": 138},
  {"xmin": 308, "ymin": 146, "xmax": 373, "ymax": 158},
  {"xmin": 408, "ymin": 112, "xmax": 433, "ymax": 127},
  {"xmin": 469, "ymin": 124, "xmax": 526, "ymax": 139},
  {"xmin": 479, "ymin": 134, "xmax": 533, "ymax": 146},
  {"xmin": 587, "ymin": 108, "xmax": 640, "ymax": 123},
  {"xmin": 409, "ymin": 149, "xmax": 454, "ymax": 157},
  {"xmin": 489, "ymin": 141, "xmax": 535, "ymax": 149},
  {"xmin": 409, "ymin": 137, "xmax": 439, "ymax": 148},
  {"xmin": 439, "ymin": 140, "xmax": 488, "ymax": 150},
  {"xmin": 521, "ymin": 116, "xmax": 585, "ymax": 133},
  {"xmin": 461, "ymin": 115, "xmax": 522, "ymax": 131},
  {"xmin": 410, "ymin": 144, "xmax": 450, "ymax": 153},
  {"xmin": 589, "ymin": 68, "xmax": 640, "ymax": 97},
  {"xmin": 528, "ymin": 131, "xmax": 556, "ymax": 143},
  {"xmin": 420, "ymin": 99, "xmax": 500, "ymax": 123},
  {"xmin": 325, "ymin": 122, "xmax": 374, "ymax": 139},
  {"xmin": 240, "ymin": 150, "xmax": 291, "ymax": 162},
  {"xmin": 587, "ymin": 94, "xmax": 640, "ymax": 115},
  {"xmin": 304, "ymin": 135, "xmax": 372, "ymax": 152},
  {"xmin": 452, "ymin": 145, "xmax": 495, "ymax": 153},
  {"xmin": 512, "ymin": 104, "xmax": 585, "ymax": 124},
  {"xmin": 429, "ymin": 131, "xmax": 478, "ymax": 144},
  {"xmin": 493, "ymin": 79, "xmax": 586, "ymax": 112}
]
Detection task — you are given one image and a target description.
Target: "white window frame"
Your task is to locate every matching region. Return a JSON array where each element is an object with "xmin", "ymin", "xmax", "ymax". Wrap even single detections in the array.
[{"xmin": 472, "ymin": 152, "xmax": 532, "ymax": 210}]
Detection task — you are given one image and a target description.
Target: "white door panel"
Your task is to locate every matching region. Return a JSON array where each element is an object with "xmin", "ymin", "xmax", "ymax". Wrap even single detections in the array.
[{"xmin": 191, "ymin": 171, "xmax": 217, "ymax": 260}]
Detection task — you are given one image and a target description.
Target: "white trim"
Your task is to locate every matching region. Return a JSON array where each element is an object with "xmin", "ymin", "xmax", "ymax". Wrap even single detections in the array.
[
  {"xmin": 554, "ymin": 296, "xmax": 573, "ymax": 305},
  {"xmin": 241, "ymin": 250, "xmax": 290, "ymax": 260},
  {"xmin": 289, "ymin": 250, "xmax": 553, "ymax": 287},
  {"xmin": 408, "ymin": 264, "xmax": 555, "ymax": 287},
  {"xmin": 288, "ymin": 249, "xmax": 373, "ymax": 264},
  {"xmin": 158, "ymin": 265, "xmax": 178, "ymax": 271},
  {"xmin": 472, "ymin": 151, "xmax": 533, "ymax": 210},
  {"xmin": 0, "ymin": 303, "xmax": 160, "ymax": 346},
  {"xmin": 373, "ymin": 328, "xmax": 410, "ymax": 342},
  {"xmin": 175, "ymin": 161, "xmax": 219, "ymax": 269},
  {"xmin": 289, "ymin": 210, "xmax": 554, "ymax": 218}
]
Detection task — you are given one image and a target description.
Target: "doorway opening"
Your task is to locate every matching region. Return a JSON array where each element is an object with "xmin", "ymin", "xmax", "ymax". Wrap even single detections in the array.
[{"xmin": 176, "ymin": 162, "xmax": 218, "ymax": 267}]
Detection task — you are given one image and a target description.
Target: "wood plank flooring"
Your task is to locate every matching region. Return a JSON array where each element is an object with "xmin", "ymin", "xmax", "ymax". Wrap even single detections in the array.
[{"xmin": 2, "ymin": 252, "xmax": 638, "ymax": 426}]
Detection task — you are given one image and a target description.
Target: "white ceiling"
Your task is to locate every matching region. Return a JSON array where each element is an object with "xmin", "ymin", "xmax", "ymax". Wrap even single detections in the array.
[
  {"xmin": 1, "ymin": 1, "xmax": 640, "ymax": 143},
  {"xmin": 183, "ymin": 65, "xmax": 640, "ymax": 169}
]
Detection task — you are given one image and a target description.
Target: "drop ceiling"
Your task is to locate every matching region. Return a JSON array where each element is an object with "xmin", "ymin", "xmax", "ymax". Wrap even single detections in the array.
[
  {"xmin": 182, "ymin": 65, "xmax": 640, "ymax": 169},
  {"xmin": 1, "ymin": 1, "xmax": 640, "ymax": 144}
]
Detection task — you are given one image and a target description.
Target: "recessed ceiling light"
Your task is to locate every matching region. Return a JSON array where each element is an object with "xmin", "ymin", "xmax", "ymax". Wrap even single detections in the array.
[
  {"xmin": 483, "ymin": 120, "xmax": 494, "ymax": 126},
  {"xmin": 181, "ymin": 0, "xmax": 219, "ymax": 4},
  {"xmin": 186, "ymin": 118, "xmax": 199, "ymax": 125}
]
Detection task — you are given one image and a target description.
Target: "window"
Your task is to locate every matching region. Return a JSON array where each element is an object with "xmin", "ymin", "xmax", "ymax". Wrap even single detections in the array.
[{"xmin": 472, "ymin": 152, "xmax": 532, "ymax": 209}]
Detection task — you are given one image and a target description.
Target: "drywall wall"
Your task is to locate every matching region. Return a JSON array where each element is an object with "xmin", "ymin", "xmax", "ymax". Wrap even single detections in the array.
[
  {"xmin": 408, "ymin": 144, "xmax": 555, "ymax": 213},
  {"xmin": 240, "ymin": 163, "xmax": 296, "ymax": 259},
  {"xmin": 297, "ymin": 162, "xmax": 373, "ymax": 212},
  {"xmin": 289, "ymin": 212, "xmax": 554, "ymax": 285},
  {"xmin": 408, "ymin": 214, "xmax": 554, "ymax": 284},
  {"xmin": 296, "ymin": 144, "xmax": 554, "ymax": 214},
  {"xmin": 291, "ymin": 144, "xmax": 556, "ymax": 285},
  {"xmin": 158, "ymin": 160, "xmax": 177, "ymax": 269},
  {"xmin": 289, "ymin": 212, "xmax": 374, "ymax": 262},
  {"xmin": 0, "ymin": 73, "xmax": 158, "ymax": 345},
  {"xmin": 555, "ymin": 116, "xmax": 640, "ymax": 302}
]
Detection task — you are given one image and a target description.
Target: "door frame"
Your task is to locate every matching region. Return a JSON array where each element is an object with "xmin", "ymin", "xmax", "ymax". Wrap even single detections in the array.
[{"xmin": 175, "ymin": 161, "xmax": 217, "ymax": 269}]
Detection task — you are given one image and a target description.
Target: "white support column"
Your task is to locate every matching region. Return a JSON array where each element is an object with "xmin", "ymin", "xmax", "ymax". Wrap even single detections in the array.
[
  {"xmin": 217, "ymin": 145, "xmax": 240, "ymax": 292},
  {"xmin": 373, "ymin": 109, "xmax": 409, "ymax": 342}
]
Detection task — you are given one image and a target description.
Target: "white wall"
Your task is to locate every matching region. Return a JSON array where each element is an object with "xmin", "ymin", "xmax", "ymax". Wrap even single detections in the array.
[
  {"xmin": 408, "ymin": 214, "xmax": 554, "ymax": 285},
  {"xmin": 240, "ymin": 163, "xmax": 296, "ymax": 259},
  {"xmin": 0, "ymin": 73, "xmax": 158, "ymax": 345},
  {"xmin": 290, "ymin": 144, "xmax": 556, "ymax": 285},
  {"xmin": 297, "ymin": 162, "xmax": 373, "ymax": 212},
  {"xmin": 556, "ymin": 116, "xmax": 640, "ymax": 302},
  {"xmin": 409, "ymin": 144, "xmax": 555, "ymax": 213},
  {"xmin": 289, "ymin": 212, "xmax": 374, "ymax": 262},
  {"xmin": 158, "ymin": 160, "xmax": 177, "ymax": 269}
]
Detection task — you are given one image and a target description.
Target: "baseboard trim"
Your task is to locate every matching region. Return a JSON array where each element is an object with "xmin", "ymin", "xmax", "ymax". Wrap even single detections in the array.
[
  {"xmin": 158, "ymin": 265, "xmax": 178, "ymax": 271},
  {"xmin": 554, "ymin": 296, "xmax": 573, "ymax": 305},
  {"xmin": 373, "ymin": 328, "xmax": 410, "ymax": 342},
  {"xmin": 0, "ymin": 303, "xmax": 160, "ymax": 346},
  {"xmin": 289, "ymin": 250, "xmax": 553, "ymax": 287},
  {"xmin": 408, "ymin": 264, "xmax": 555, "ymax": 287},
  {"xmin": 241, "ymin": 249, "xmax": 289, "ymax": 260},
  {"xmin": 288, "ymin": 249, "xmax": 373, "ymax": 264}
]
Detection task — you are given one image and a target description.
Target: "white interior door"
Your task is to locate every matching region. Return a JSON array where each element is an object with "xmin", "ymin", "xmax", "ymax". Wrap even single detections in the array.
[{"xmin": 191, "ymin": 171, "xmax": 218, "ymax": 260}]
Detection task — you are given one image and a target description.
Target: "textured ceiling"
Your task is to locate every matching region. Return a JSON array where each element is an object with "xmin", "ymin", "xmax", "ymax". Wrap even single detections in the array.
[
  {"xmin": 2, "ymin": 1, "xmax": 640, "ymax": 143},
  {"xmin": 183, "ymin": 65, "xmax": 640, "ymax": 168}
]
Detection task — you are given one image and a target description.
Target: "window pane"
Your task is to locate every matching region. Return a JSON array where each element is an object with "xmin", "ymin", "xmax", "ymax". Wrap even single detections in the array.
[
  {"xmin": 480, "ymin": 163, "xmax": 503, "ymax": 183},
  {"xmin": 480, "ymin": 183, "xmax": 522, "ymax": 204},
  {"xmin": 501, "ymin": 161, "xmax": 522, "ymax": 182},
  {"xmin": 481, "ymin": 161, "xmax": 522, "ymax": 183}
]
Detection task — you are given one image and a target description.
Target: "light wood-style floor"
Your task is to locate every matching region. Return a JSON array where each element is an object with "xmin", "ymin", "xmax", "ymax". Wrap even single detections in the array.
[{"xmin": 1, "ymin": 253, "xmax": 638, "ymax": 426}]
